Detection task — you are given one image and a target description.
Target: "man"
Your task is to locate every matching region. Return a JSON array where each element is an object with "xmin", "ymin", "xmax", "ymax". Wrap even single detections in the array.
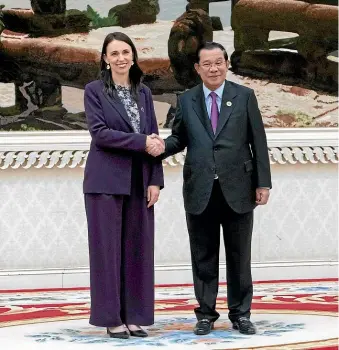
[{"xmin": 147, "ymin": 42, "xmax": 271, "ymax": 335}]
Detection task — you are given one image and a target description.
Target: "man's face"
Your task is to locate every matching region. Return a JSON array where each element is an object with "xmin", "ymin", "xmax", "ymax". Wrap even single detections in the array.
[{"xmin": 194, "ymin": 48, "xmax": 229, "ymax": 90}]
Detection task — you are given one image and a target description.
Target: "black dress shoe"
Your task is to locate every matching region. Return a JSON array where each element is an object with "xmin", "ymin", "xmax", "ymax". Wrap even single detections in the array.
[
  {"xmin": 106, "ymin": 327, "xmax": 130, "ymax": 339},
  {"xmin": 232, "ymin": 317, "xmax": 256, "ymax": 335},
  {"xmin": 193, "ymin": 319, "xmax": 214, "ymax": 335},
  {"xmin": 127, "ymin": 327, "xmax": 148, "ymax": 338}
]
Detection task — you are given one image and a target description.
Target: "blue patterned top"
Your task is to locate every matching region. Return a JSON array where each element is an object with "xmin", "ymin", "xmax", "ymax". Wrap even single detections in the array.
[{"xmin": 115, "ymin": 85, "xmax": 140, "ymax": 133}]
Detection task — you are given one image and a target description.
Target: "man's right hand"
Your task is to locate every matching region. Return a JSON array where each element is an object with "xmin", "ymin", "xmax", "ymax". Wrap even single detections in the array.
[{"xmin": 146, "ymin": 134, "xmax": 165, "ymax": 157}]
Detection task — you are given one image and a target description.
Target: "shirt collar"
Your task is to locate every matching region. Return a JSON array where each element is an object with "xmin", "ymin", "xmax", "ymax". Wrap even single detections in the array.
[{"xmin": 203, "ymin": 81, "xmax": 225, "ymax": 100}]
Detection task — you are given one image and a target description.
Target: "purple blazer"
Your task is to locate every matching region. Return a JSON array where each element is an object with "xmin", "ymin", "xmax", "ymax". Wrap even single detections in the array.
[{"xmin": 83, "ymin": 80, "xmax": 164, "ymax": 196}]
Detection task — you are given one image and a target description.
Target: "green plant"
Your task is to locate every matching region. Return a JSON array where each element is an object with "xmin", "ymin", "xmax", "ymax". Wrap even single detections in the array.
[
  {"xmin": 276, "ymin": 109, "xmax": 314, "ymax": 127},
  {"xmin": 0, "ymin": 105, "xmax": 22, "ymax": 116},
  {"xmin": 19, "ymin": 124, "xmax": 40, "ymax": 131},
  {"xmin": 294, "ymin": 112, "xmax": 314, "ymax": 126},
  {"xmin": 85, "ymin": 5, "xmax": 118, "ymax": 29}
]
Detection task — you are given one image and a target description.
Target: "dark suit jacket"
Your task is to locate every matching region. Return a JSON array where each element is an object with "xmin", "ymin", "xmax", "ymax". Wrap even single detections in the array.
[
  {"xmin": 83, "ymin": 79, "xmax": 164, "ymax": 196},
  {"xmin": 163, "ymin": 80, "xmax": 271, "ymax": 215}
]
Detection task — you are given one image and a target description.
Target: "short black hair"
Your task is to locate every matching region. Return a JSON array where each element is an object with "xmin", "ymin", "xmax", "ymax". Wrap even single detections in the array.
[{"xmin": 195, "ymin": 41, "xmax": 228, "ymax": 63}]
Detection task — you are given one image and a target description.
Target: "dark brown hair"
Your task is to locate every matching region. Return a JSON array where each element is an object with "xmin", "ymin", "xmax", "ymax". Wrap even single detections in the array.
[{"xmin": 100, "ymin": 32, "xmax": 143, "ymax": 101}]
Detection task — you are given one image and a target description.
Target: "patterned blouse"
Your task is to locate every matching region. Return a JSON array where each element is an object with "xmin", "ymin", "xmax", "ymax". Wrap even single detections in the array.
[{"xmin": 115, "ymin": 85, "xmax": 140, "ymax": 133}]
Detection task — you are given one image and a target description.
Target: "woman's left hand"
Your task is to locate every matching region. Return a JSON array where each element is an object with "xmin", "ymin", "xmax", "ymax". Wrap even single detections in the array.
[{"xmin": 147, "ymin": 185, "xmax": 160, "ymax": 208}]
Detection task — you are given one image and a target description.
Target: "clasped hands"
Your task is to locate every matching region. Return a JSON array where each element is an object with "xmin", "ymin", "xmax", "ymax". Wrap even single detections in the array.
[{"xmin": 146, "ymin": 134, "xmax": 165, "ymax": 157}]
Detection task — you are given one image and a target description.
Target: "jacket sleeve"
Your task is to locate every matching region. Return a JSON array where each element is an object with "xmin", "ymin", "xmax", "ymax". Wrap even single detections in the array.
[
  {"xmin": 162, "ymin": 95, "xmax": 188, "ymax": 158},
  {"xmin": 84, "ymin": 84, "xmax": 147, "ymax": 152},
  {"xmin": 147, "ymin": 88, "xmax": 164, "ymax": 189},
  {"xmin": 247, "ymin": 89, "xmax": 272, "ymax": 188}
]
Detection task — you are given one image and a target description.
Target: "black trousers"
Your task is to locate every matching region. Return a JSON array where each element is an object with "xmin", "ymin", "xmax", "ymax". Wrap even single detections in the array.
[{"xmin": 186, "ymin": 180, "xmax": 253, "ymax": 323}]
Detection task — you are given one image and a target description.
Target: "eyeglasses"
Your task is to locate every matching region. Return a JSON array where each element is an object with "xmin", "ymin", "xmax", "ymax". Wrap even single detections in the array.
[{"xmin": 200, "ymin": 60, "xmax": 226, "ymax": 70}]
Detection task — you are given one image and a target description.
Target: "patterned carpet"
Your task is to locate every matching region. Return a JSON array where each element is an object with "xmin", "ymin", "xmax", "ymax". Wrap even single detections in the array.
[{"xmin": 0, "ymin": 279, "xmax": 338, "ymax": 350}]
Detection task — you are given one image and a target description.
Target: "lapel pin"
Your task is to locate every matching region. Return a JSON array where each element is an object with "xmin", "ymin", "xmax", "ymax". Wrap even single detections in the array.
[
  {"xmin": 226, "ymin": 101, "xmax": 232, "ymax": 107},
  {"xmin": 141, "ymin": 107, "xmax": 144, "ymax": 112}
]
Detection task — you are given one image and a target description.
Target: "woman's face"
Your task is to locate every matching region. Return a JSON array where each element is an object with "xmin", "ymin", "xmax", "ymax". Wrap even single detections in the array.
[{"xmin": 104, "ymin": 39, "xmax": 134, "ymax": 76}]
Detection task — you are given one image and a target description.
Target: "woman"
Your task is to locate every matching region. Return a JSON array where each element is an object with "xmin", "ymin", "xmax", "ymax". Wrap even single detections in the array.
[{"xmin": 83, "ymin": 32, "xmax": 164, "ymax": 339}]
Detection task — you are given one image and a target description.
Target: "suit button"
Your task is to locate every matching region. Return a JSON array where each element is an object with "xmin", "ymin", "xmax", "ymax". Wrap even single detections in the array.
[{"xmin": 214, "ymin": 147, "xmax": 219, "ymax": 151}]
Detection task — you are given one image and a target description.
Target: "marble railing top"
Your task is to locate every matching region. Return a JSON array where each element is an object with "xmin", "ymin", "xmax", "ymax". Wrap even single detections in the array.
[
  {"xmin": 0, "ymin": 128, "xmax": 338, "ymax": 169},
  {"xmin": 0, "ymin": 128, "xmax": 337, "ymax": 150}
]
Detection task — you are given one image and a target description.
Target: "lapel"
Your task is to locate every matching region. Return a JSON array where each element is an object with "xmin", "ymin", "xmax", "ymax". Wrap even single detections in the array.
[
  {"xmin": 137, "ymin": 87, "xmax": 147, "ymax": 133},
  {"xmin": 192, "ymin": 84, "xmax": 214, "ymax": 140},
  {"xmin": 215, "ymin": 80, "xmax": 237, "ymax": 138},
  {"xmin": 102, "ymin": 89, "xmax": 134, "ymax": 131},
  {"xmin": 101, "ymin": 82, "xmax": 146, "ymax": 132},
  {"xmin": 191, "ymin": 81, "xmax": 238, "ymax": 140}
]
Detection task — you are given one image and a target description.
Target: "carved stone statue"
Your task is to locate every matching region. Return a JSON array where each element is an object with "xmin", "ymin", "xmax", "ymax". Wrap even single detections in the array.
[
  {"xmin": 108, "ymin": 0, "xmax": 160, "ymax": 27},
  {"xmin": 186, "ymin": 0, "xmax": 225, "ymax": 30},
  {"xmin": 186, "ymin": 0, "xmax": 209, "ymax": 12},
  {"xmin": 31, "ymin": 0, "xmax": 66, "ymax": 15},
  {"xmin": 2, "ymin": 1, "xmax": 90, "ymax": 37},
  {"xmin": 231, "ymin": 0, "xmax": 338, "ymax": 91},
  {"xmin": 186, "ymin": 0, "xmax": 239, "ymax": 12},
  {"xmin": 168, "ymin": 9, "xmax": 213, "ymax": 88}
]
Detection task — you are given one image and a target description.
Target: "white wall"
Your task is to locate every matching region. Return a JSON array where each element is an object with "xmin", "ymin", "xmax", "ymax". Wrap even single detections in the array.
[{"xmin": 0, "ymin": 128, "xmax": 337, "ymax": 288}]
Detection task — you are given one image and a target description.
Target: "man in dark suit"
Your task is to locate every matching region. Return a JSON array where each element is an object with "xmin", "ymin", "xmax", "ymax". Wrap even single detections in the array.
[{"xmin": 148, "ymin": 42, "xmax": 271, "ymax": 335}]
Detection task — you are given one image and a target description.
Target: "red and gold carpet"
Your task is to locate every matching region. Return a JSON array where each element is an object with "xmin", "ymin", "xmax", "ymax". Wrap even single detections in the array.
[{"xmin": 0, "ymin": 279, "xmax": 338, "ymax": 349}]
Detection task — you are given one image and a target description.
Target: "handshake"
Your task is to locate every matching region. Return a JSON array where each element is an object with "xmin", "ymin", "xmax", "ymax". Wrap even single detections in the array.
[{"xmin": 146, "ymin": 134, "xmax": 165, "ymax": 157}]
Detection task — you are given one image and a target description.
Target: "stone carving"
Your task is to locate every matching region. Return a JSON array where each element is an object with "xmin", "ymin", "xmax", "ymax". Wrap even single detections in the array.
[
  {"xmin": 31, "ymin": 0, "xmax": 66, "ymax": 15},
  {"xmin": 186, "ymin": 0, "xmax": 224, "ymax": 30},
  {"xmin": 2, "ymin": 8, "xmax": 90, "ymax": 37},
  {"xmin": 186, "ymin": 0, "xmax": 209, "ymax": 12},
  {"xmin": 210, "ymin": 16, "xmax": 223, "ymax": 31},
  {"xmin": 168, "ymin": 9, "xmax": 213, "ymax": 88},
  {"xmin": 167, "ymin": 0, "xmax": 231, "ymax": 90},
  {"xmin": 1, "ymin": 146, "xmax": 337, "ymax": 169},
  {"xmin": 164, "ymin": 106, "xmax": 177, "ymax": 129},
  {"xmin": 108, "ymin": 0, "xmax": 160, "ymax": 28},
  {"xmin": 0, "ymin": 69, "xmax": 90, "ymax": 130},
  {"xmin": 0, "ymin": 37, "xmax": 180, "ymax": 130},
  {"xmin": 231, "ymin": 0, "xmax": 338, "ymax": 92},
  {"xmin": 1, "ymin": 0, "xmax": 336, "ymax": 130},
  {"xmin": 186, "ymin": 0, "xmax": 235, "ymax": 14}
]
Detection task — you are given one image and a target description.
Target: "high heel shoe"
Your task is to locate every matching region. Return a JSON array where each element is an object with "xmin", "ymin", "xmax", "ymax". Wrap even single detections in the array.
[
  {"xmin": 106, "ymin": 327, "xmax": 129, "ymax": 339},
  {"xmin": 126, "ymin": 326, "xmax": 148, "ymax": 338}
]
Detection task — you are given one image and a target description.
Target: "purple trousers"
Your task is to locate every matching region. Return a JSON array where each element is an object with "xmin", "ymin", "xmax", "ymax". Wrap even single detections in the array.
[{"xmin": 84, "ymin": 171, "xmax": 155, "ymax": 327}]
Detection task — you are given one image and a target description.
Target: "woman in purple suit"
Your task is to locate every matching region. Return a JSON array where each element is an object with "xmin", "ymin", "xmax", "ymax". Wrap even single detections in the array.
[{"xmin": 83, "ymin": 32, "xmax": 164, "ymax": 339}]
